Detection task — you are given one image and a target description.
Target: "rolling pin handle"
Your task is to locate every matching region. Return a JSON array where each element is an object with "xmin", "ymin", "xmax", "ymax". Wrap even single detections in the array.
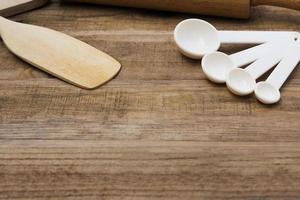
[{"xmin": 251, "ymin": 0, "xmax": 300, "ymax": 10}]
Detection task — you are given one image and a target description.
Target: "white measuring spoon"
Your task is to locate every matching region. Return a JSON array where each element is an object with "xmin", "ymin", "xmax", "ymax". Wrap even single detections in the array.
[
  {"xmin": 174, "ymin": 18, "xmax": 298, "ymax": 59},
  {"xmin": 226, "ymin": 39, "xmax": 292, "ymax": 96},
  {"xmin": 255, "ymin": 37, "xmax": 300, "ymax": 104},
  {"xmin": 201, "ymin": 42, "xmax": 278, "ymax": 83}
]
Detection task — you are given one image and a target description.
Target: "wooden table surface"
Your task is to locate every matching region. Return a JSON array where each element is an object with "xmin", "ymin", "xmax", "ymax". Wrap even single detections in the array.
[{"xmin": 0, "ymin": 2, "xmax": 300, "ymax": 200}]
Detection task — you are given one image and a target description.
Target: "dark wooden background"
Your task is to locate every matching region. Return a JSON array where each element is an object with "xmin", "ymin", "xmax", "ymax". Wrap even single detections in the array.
[{"xmin": 0, "ymin": 1, "xmax": 300, "ymax": 199}]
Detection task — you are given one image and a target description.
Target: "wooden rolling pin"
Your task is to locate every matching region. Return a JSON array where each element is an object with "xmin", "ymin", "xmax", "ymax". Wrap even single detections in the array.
[{"xmin": 64, "ymin": 0, "xmax": 300, "ymax": 19}]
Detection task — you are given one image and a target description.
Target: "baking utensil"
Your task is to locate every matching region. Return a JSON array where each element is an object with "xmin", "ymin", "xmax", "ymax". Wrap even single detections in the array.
[
  {"xmin": 174, "ymin": 19, "xmax": 297, "ymax": 59},
  {"xmin": 63, "ymin": 0, "xmax": 300, "ymax": 19},
  {"xmin": 201, "ymin": 42, "xmax": 278, "ymax": 83},
  {"xmin": 255, "ymin": 36, "xmax": 300, "ymax": 104},
  {"xmin": 0, "ymin": 0, "xmax": 48, "ymax": 17},
  {"xmin": 226, "ymin": 39, "xmax": 291, "ymax": 96},
  {"xmin": 0, "ymin": 17, "xmax": 121, "ymax": 89}
]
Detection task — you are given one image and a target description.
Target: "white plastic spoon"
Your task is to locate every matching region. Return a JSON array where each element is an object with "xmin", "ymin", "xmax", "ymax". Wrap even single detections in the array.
[
  {"xmin": 201, "ymin": 42, "xmax": 278, "ymax": 83},
  {"xmin": 255, "ymin": 37, "xmax": 300, "ymax": 104},
  {"xmin": 226, "ymin": 40, "xmax": 291, "ymax": 96},
  {"xmin": 174, "ymin": 18, "xmax": 298, "ymax": 59}
]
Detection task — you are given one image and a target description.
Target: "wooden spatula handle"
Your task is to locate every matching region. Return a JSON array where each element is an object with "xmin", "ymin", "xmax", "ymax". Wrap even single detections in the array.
[{"xmin": 252, "ymin": 0, "xmax": 300, "ymax": 10}]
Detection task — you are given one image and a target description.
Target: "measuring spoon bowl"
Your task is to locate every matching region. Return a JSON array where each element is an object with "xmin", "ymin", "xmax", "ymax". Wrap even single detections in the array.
[
  {"xmin": 201, "ymin": 51, "xmax": 234, "ymax": 83},
  {"xmin": 226, "ymin": 68, "xmax": 256, "ymax": 96},
  {"xmin": 174, "ymin": 19, "xmax": 220, "ymax": 59},
  {"xmin": 255, "ymin": 82, "xmax": 281, "ymax": 104}
]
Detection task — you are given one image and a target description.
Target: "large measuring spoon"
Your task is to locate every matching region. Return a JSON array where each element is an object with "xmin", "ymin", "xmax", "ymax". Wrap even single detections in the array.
[
  {"xmin": 201, "ymin": 42, "xmax": 278, "ymax": 83},
  {"xmin": 255, "ymin": 37, "xmax": 300, "ymax": 104},
  {"xmin": 174, "ymin": 19, "xmax": 298, "ymax": 59},
  {"xmin": 226, "ymin": 39, "xmax": 291, "ymax": 96}
]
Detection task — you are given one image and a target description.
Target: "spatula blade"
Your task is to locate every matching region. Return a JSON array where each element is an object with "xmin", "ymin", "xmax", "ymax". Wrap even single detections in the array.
[{"xmin": 0, "ymin": 17, "xmax": 121, "ymax": 89}]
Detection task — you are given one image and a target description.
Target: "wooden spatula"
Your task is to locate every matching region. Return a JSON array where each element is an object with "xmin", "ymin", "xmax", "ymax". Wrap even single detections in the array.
[
  {"xmin": 0, "ymin": 0, "xmax": 48, "ymax": 17},
  {"xmin": 0, "ymin": 17, "xmax": 121, "ymax": 89}
]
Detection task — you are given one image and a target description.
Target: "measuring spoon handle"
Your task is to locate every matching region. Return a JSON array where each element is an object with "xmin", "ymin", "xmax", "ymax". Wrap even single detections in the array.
[
  {"xmin": 229, "ymin": 42, "xmax": 277, "ymax": 67},
  {"xmin": 245, "ymin": 43, "xmax": 285, "ymax": 79},
  {"xmin": 266, "ymin": 42, "xmax": 300, "ymax": 89},
  {"xmin": 219, "ymin": 31, "xmax": 298, "ymax": 44}
]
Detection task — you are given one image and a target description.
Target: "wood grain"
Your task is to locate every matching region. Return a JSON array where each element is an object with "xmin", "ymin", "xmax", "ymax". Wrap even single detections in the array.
[{"xmin": 0, "ymin": 1, "xmax": 300, "ymax": 200}]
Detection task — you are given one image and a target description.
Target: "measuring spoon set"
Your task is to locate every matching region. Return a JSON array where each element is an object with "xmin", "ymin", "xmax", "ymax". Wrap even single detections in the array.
[{"xmin": 174, "ymin": 19, "xmax": 300, "ymax": 104}]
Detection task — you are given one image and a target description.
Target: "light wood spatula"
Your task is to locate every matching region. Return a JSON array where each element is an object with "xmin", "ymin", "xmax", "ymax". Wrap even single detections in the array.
[{"xmin": 0, "ymin": 17, "xmax": 121, "ymax": 89}]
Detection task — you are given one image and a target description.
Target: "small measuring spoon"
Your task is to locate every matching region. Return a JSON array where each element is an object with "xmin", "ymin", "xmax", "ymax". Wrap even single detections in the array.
[
  {"xmin": 226, "ymin": 39, "xmax": 292, "ymax": 96},
  {"xmin": 255, "ymin": 37, "xmax": 300, "ymax": 104},
  {"xmin": 201, "ymin": 42, "xmax": 278, "ymax": 83},
  {"xmin": 174, "ymin": 19, "xmax": 298, "ymax": 59}
]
